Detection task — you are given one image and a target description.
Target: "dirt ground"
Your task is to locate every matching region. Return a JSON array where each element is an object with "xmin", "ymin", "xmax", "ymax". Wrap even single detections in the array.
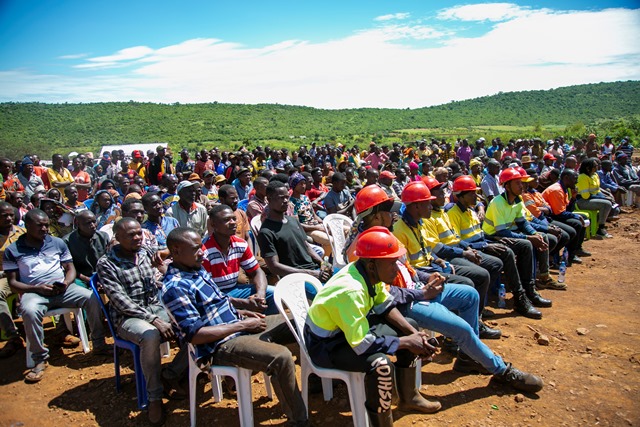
[{"xmin": 1, "ymin": 210, "xmax": 639, "ymax": 427}]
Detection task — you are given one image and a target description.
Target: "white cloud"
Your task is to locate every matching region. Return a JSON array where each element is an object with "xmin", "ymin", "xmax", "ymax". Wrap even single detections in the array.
[
  {"xmin": 59, "ymin": 53, "xmax": 89, "ymax": 60},
  {"xmin": 437, "ymin": 2, "xmax": 533, "ymax": 21},
  {"xmin": 374, "ymin": 12, "xmax": 410, "ymax": 21},
  {"xmin": 76, "ymin": 46, "xmax": 155, "ymax": 69},
  {"xmin": 1, "ymin": 5, "xmax": 639, "ymax": 109}
]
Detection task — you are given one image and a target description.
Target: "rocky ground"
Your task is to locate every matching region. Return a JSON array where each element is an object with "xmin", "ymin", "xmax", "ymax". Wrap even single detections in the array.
[{"xmin": 1, "ymin": 209, "xmax": 639, "ymax": 427}]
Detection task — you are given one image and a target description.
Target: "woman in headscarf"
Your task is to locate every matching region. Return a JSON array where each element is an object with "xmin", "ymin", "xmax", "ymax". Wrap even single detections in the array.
[{"xmin": 89, "ymin": 189, "xmax": 121, "ymax": 230}]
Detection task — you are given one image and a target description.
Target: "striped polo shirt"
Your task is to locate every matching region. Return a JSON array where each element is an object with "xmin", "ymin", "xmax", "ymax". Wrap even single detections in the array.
[{"xmin": 202, "ymin": 235, "xmax": 259, "ymax": 292}]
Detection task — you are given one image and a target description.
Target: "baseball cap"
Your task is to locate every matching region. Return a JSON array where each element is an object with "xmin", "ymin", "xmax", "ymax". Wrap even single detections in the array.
[
  {"xmin": 202, "ymin": 170, "xmax": 215, "ymax": 178},
  {"xmin": 177, "ymin": 180, "xmax": 199, "ymax": 193},
  {"xmin": 543, "ymin": 153, "xmax": 557, "ymax": 161},
  {"xmin": 380, "ymin": 170, "xmax": 396, "ymax": 180},
  {"xmin": 132, "ymin": 150, "xmax": 143, "ymax": 159}
]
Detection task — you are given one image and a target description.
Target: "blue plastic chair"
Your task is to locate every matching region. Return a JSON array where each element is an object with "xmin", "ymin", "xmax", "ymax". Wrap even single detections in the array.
[{"xmin": 89, "ymin": 274, "xmax": 148, "ymax": 409}]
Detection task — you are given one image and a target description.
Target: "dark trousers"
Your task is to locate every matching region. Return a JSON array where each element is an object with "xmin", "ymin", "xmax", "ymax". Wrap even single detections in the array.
[
  {"xmin": 212, "ymin": 315, "xmax": 307, "ymax": 424},
  {"xmin": 547, "ymin": 225, "xmax": 571, "ymax": 259},
  {"xmin": 551, "ymin": 218, "xmax": 586, "ymax": 256},
  {"xmin": 312, "ymin": 317, "xmax": 419, "ymax": 413},
  {"xmin": 484, "ymin": 237, "xmax": 535, "ymax": 291}
]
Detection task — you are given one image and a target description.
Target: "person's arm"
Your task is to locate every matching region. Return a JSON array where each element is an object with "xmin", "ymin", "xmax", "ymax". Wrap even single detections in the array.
[
  {"xmin": 263, "ymin": 253, "xmax": 327, "ymax": 281},
  {"xmin": 300, "ymin": 222, "xmax": 324, "ymax": 233},
  {"xmin": 384, "ymin": 306, "xmax": 419, "ymax": 335},
  {"xmin": 191, "ymin": 312, "xmax": 266, "ymax": 345},
  {"xmin": 6, "ymin": 270, "xmax": 60, "ymax": 295},
  {"xmin": 335, "ymin": 198, "xmax": 355, "ymax": 216}
]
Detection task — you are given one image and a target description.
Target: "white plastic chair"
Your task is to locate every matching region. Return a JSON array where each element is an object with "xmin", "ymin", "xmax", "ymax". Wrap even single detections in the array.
[
  {"xmin": 273, "ymin": 273, "xmax": 369, "ymax": 427},
  {"xmin": 26, "ymin": 307, "xmax": 90, "ymax": 368},
  {"xmin": 322, "ymin": 214, "xmax": 353, "ymax": 270},
  {"xmin": 187, "ymin": 343, "xmax": 272, "ymax": 427}
]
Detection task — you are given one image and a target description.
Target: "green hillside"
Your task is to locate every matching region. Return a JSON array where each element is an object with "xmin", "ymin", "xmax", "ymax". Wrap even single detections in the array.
[{"xmin": 1, "ymin": 81, "xmax": 639, "ymax": 159}]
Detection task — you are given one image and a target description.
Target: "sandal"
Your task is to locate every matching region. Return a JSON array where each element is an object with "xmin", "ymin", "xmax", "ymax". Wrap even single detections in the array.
[{"xmin": 25, "ymin": 361, "xmax": 48, "ymax": 383}]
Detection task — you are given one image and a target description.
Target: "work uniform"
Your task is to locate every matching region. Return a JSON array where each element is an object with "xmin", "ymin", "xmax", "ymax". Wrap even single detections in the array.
[{"xmin": 305, "ymin": 262, "xmax": 418, "ymax": 414}]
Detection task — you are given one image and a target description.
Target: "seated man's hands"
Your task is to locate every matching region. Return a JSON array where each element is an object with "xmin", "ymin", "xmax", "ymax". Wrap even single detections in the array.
[
  {"xmin": 37, "ymin": 282, "xmax": 66, "ymax": 296},
  {"xmin": 462, "ymin": 248, "xmax": 481, "ymax": 264},
  {"xmin": 152, "ymin": 318, "xmax": 175, "ymax": 341},
  {"xmin": 422, "ymin": 273, "xmax": 446, "ymax": 300},
  {"xmin": 239, "ymin": 311, "xmax": 267, "ymax": 333},
  {"xmin": 244, "ymin": 295, "xmax": 268, "ymax": 313},
  {"xmin": 527, "ymin": 234, "xmax": 549, "ymax": 251},
  {"xmin": 399, "ymin": 331, "xmax": 438, "ymax": 359}
]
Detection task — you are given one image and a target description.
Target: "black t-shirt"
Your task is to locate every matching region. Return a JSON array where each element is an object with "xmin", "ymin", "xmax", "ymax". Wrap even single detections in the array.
[
  {"xmin": 63, "ymin": 230, "xmax": 110, "ymax": 278},
  {"xmin": 257, "ymin": 216, "xmax": 317, "ymax": 270}
]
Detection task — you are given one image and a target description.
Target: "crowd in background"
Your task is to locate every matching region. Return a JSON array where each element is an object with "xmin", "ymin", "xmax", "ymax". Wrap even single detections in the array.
[{"xmin": 0, "ymin": 133, "xmax": 638, "ymax": 426}]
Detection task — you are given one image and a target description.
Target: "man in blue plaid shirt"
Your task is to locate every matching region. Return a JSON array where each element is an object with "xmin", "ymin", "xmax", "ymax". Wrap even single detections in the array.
[{"xmin": 162, "ymin": 227, "xmax": 309, "ymax": 427}]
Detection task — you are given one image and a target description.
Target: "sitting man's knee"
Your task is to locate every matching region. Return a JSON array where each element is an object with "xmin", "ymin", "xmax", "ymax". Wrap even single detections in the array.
[{"xmin": 140, "ymin": 327, "xmax": 161, "ymax": 345}]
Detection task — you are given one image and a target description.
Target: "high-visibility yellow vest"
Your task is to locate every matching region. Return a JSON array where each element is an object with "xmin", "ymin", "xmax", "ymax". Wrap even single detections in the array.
[
  {"xmin": 482, "ymin": 193, "xmax": 526, "ymax": 236},
  {"xmin": 392, "ymin": 217, "xmax": 439, "ymax": 268},
  {"xmin": 448, "ymin": 203, "xmax": 484, "ymax": 244},
  {"xmin": 430, "ymin": 210, "xmax": 460, "ymax": 246}
]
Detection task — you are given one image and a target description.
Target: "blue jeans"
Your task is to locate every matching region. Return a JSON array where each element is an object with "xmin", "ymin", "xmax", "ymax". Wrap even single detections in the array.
[
  {"xmin": 21, "ymin": 283, "xmax": 107, "ymax": 365},
  {"xmin": 226, "ymin": 284, "xmax": 278, "ymax": 315},
  {"xmin": 398, "ymin": 284, "xmax": 506, "ymax": 375},
  {"xmin": 117, "ymin": 305, "xmax": 188, "ymax": 401}
]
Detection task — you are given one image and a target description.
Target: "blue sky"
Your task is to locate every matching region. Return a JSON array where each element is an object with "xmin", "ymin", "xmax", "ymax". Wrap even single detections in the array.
[{"xmin": 1, "ymin": 0, "xmax": 639, "ymax": 108}]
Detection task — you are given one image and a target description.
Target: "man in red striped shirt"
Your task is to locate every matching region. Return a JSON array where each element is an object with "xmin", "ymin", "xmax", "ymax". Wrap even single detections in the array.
[{"xmin": 202, "ymin": 204, "xmax": 276, "ymax": 314}]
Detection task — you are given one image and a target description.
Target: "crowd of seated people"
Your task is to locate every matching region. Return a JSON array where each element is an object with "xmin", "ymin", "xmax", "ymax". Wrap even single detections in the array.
[{"xmin": 0, "ymin": 134, "xmax": 637, "ymax": 426}]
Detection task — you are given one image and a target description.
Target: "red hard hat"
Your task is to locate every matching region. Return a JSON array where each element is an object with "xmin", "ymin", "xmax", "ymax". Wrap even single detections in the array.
[
  {"xmin": 514, "ymin": 166, "xmax": 534, "ymax": 182},
  {"xmin": 355, "ymin": 185, "xmax": 393, "ymax": 215},
  {"xmin": 499, "ymin": 167, "xmax": 523, "ymax": 185},
  {"xmin": 452, "ymin": 175, "xmax": 480, "ymax": 193},
  {"xmin": 401, "ymin": 181, "xmax": 435, "ymax": 204},
  {"xmin": 355, "ymin": 226, "xmax": 406, "ymax": 259},
  {"xmin": 421, "ymin": 176, "xmax": 445, "ymax": 190}
]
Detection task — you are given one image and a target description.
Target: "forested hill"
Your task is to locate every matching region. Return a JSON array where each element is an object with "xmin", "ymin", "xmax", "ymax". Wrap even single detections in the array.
[{"xmin": 1, "ymin": 80, "xmax": 639, "ymax": 158}]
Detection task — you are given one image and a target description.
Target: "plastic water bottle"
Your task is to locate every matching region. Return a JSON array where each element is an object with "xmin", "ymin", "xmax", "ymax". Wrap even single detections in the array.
[
  {"xmin": 562, "ymin": 248, "xmax": 569, "ymax": 264},
  {"xmin": 498, "ymin": 284, "xmax": 507, "ymax": 308},
  {"xmin": 558, "ymin": 261, "xmax": 567, "ymax": 283}
]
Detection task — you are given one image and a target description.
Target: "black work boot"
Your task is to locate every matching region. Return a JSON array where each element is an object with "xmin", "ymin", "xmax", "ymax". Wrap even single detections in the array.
[
  {"xmin": 396, "ymin": 367, "xmax": 441, "ymax": 413},
  {"xmin": 513, "ymin": 291, "xmax": 542, "ymax": 319},
  {"xmin": 526, "ymin": 285, "xmax": 552, "ymax": 308},
  {"xmin": 453, "ymin": 352, "xmax": 490, "ymax": 375},
  {"xmin": 367, "ymin": 408, "xmax": 394, "ymax": 427},
  {"xmin": 492, "ymin": 363, "xmax": 544, "ymax": 393},
  {"xmin": 479, "ymin": 321, "xmax": 502, "ymax": 339}
]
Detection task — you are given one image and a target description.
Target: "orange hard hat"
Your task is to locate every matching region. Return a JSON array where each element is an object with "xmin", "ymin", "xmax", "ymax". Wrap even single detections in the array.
[
  {"xmin": 421, "ymin": 176, "xmax": 445, "ymax": 191},
  {"xmin": 354, "ymin": 226, "xmax": 406, "ymax": 259},
  {"xmin": 401, "ymin": 181, "xmax": 435, "ymax": 204},
  {"xmin": 499, "ymin": 167, "xmax": 523, "ymax": 185},
  {"xmin": 452, "ymin": 175, "xmax": 480, "ymax": 193},
  {"xmin": 355, "ymin": 185, "xmax": 393, "ymax": 215},
  {"xmin": 514, "ymin": 166, "xmax": 534, "ymax": 182}
]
